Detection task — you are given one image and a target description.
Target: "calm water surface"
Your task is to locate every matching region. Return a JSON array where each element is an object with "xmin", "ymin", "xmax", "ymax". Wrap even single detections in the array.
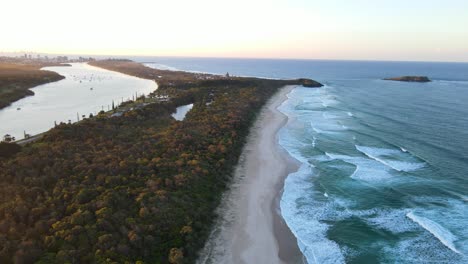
[{"xmin": 0, "ymin": 63, "xmax": 157, "ymax": 140}]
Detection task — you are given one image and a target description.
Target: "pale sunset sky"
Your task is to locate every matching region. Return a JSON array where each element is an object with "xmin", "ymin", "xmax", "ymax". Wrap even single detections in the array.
[{"xmin": 2, "ymin": 0, "xmax": 468, "ymax": 61}]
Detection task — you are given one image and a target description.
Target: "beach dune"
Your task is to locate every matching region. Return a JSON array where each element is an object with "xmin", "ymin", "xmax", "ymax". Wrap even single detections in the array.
[{"xmin": 198, "ymin": 85, "xmax": 303, "ymax": 264}]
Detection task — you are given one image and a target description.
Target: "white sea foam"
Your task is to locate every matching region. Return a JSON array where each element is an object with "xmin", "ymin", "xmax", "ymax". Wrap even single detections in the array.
[
  {"xmin": 384, "ymin": 233, "xmax": 466, "ymax": 263},
  {"xmin": 280, "ymin": 164, "xmax": 346, "ymax": 264},
  {"xmin": 312, "ymin": 155, "xmax": 332, "ymax": 162},
  {"xmin": 355, "ymin": 145, "xmax": 400, "ymax": 156},
  {"xmin": 277, "ymin": 79, "xmax": 468, "ymax": 263},
  {"xmin": 325, "ymin": 152, "xmax": 394, "ymax": 182},
  {"xmin": 364, "ymin": 208, "xmax": 419, "ymax": 234},
  {"xmin": 278, "ymin": 91, "xmax": 350, "ymax": 263},
  {"xmin": 350, "ymin": 165, "xmax": 394, "ymax": 182},
  {"xmin": 311, "ymin": 124, "xmax": 345, "ymax": 135},
  {"xmin": 355, "ymin": 145, "xmax": 425, "ymax": 172},
  {"xmin": 407, "ymin": 211, "xmax": 461, "ymax": 254},
  {"xmin": 408, "ymin": 196, "xmax": 468, "ymax": 256},
  {"xmin": 383, "ymin": 160, "xmax": 425, "ymax": 172}
]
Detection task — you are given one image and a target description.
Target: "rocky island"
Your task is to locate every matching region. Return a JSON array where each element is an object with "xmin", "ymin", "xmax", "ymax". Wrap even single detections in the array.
[{"xmin": 384, "ymin": 76, "xmax": 431, "ymax": 82}]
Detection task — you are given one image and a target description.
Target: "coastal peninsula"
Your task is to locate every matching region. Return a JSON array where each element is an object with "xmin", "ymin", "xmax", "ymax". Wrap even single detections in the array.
[
  {"xmin": 384, "ymin": 76, "xmax": 431, "ymax": 82},
  {"xmin": 0, "ymin": 58, "xmax": 68, "ymax": 109},
  {"xmin": 0, "ymin": 60, "xmax": 321, "ymax": 263}
]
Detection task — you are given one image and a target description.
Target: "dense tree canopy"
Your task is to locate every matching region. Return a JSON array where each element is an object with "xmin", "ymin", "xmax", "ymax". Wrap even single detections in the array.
[{"xmin": 0, "ymin": 60, "xmax": 321, "ymax": 263}]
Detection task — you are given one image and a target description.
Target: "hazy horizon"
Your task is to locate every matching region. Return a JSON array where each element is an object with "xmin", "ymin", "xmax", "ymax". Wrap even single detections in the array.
[
  {"xmin": 4, "ymin": 52, "xmax": 468, "ymax": 64},
  {"xmin": 2, "ymin": 0, "xmax": 468, "ymax": 62}
]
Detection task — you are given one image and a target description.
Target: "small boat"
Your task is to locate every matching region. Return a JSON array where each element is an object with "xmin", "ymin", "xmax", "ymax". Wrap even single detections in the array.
[
  {"xmin": 17, "ymin": 108, "xmax": 21, "ymax": 110},
  {"xmin": 90, "ymin": 87, "xmax": 94, "ymax": 90}
]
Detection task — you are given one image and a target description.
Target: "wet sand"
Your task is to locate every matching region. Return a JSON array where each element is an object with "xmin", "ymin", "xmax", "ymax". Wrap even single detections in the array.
[{"xmin": 198, "ymin": 85, "xmax": 303, "ymax": 264}]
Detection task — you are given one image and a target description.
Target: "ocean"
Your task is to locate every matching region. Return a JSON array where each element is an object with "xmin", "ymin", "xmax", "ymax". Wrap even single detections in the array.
[{"xmin": 135, "ymin": 57, "xmax": 468, "ymax": 263}]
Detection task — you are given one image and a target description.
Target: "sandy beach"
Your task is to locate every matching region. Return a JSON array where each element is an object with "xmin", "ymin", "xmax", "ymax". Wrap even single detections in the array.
[{"xmin": 198, "ymin": 85, "xmax": 303, "ymax": 264}]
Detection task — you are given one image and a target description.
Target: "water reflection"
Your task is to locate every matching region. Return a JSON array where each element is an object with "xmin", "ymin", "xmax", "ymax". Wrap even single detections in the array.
[{"xmin": 0, "ymin": 63, "xmax": 157, "ymax": 139}]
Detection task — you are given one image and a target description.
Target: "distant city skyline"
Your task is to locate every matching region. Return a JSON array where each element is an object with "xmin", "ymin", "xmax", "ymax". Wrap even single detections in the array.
[{"xmin": 2, "ymin": 0, "xmax": 468, "ymax": 62}]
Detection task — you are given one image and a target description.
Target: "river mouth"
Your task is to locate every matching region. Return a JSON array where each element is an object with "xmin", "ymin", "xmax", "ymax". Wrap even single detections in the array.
[{"xmin": 0, "ymin": 63, "xmax": 157, "ymax": 140}]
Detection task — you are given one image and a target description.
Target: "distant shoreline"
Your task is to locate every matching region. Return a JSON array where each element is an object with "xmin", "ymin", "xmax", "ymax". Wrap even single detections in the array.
[{"xmin": 0, "ymin": 62, "xmax": 66, "ymax": 110}]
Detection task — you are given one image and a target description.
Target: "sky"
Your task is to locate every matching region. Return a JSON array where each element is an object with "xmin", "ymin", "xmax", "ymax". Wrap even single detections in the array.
[{"xmin": 1, "ymin": 0, "xmax": 468, "ymax": 62}]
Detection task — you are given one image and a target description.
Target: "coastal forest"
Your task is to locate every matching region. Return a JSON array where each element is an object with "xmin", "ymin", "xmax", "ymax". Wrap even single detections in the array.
[{"xmin": 0, "ymin": 60, "xmax": 320, "ymax": 263}]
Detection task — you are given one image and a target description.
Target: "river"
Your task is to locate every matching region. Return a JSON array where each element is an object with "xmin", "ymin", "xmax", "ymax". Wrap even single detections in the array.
[{"xmin": 0, "ymin": 63, "xmax": 157, "ymax": 140}]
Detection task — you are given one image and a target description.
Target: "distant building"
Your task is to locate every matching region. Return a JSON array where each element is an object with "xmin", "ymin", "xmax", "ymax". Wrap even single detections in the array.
[{"xmin": 56, "ymin": 56, "xmax": 68, "ymax": 62}]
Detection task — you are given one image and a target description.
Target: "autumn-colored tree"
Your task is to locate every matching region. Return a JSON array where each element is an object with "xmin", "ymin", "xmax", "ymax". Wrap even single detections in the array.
[{"xmin": 0, "ymin": 60, "xmax": 317, "ymax": 263}]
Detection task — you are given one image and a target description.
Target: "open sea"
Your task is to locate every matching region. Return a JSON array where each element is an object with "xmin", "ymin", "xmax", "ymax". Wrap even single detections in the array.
[{"xmin": 135, "ymin": 57, "xmax": 468, "ymax": 263}]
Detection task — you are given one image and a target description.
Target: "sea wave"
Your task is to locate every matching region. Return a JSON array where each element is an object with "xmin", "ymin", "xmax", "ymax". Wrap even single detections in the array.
[
  {"xmin": 406, "ymin": 211, "xmax": 461, "ymax": 254},
  {"xmin": 325, "ymin": 152, "xmax": 394, "ymax": 182},
  {"xmin": 280, "ymin": 164, "xmax": 346, "ymax": 264},
  {"xmin": 355, "ymin": 145, "xmax": 425, "ymax": 172},
  {"xmin": 277, "ymin": 84, "xmax": 468, "ymax": 263}
]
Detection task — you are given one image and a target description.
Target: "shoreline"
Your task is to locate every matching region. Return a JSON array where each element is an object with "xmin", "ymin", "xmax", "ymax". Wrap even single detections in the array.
[
  {"xmin": 198, "ymin": 85, "xmax": 303, "ymax": 264},
  {"xmin": 270, "ymin": 86, "xmax": 304, "ymax": 263},
  {"xmin": 0, "ymin": 62, "xmax": 66, "ymax": 110},
  {"xmin": 1, "ymin": 62, "xmax": 157, "ymax": 143}
]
